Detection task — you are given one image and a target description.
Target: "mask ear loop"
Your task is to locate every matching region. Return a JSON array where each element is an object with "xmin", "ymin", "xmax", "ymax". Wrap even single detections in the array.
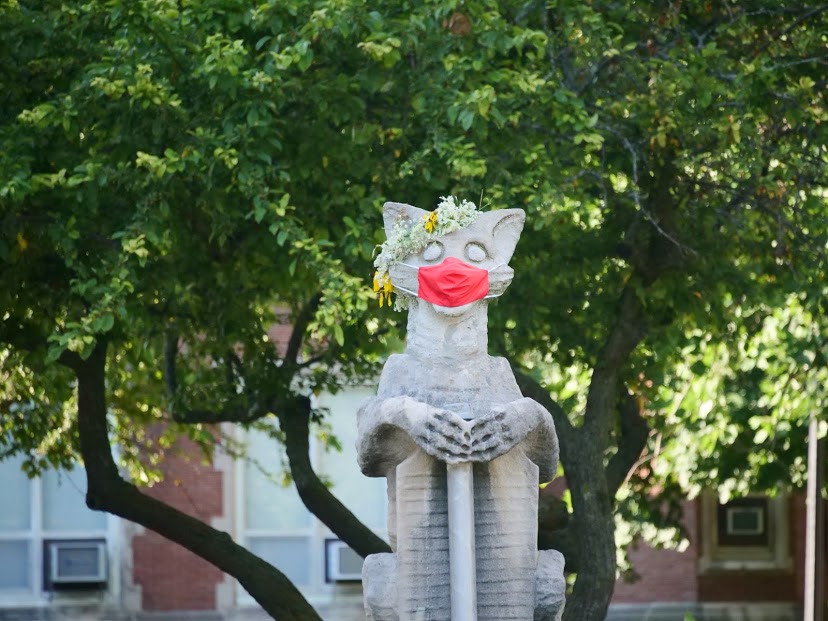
[
  {"xmin": 484, "ymin": 263, "xmax": 507, "ymax": 299},
  {"xmin": 393, "ymin": 284, "xmax": 418, "ymax": 297}
]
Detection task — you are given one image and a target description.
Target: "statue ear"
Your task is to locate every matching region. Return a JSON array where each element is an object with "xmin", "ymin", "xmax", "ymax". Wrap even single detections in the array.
[
  {"xmin": 478, "ymin": 208, "xmax": 525, "ymax": 262},
  {"xmin": 383, "ymin": 202, "xmax": 428, "ymax": 239}
]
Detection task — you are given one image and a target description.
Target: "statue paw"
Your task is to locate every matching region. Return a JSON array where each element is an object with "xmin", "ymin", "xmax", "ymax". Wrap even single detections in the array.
[
  {"xmin": 411, "ymin": 408, "xmax": 475, "ymax": 463},
  {"xmin": 535, "ymin": 549, "xmax": 566, "ymax": 621},
  {"xmin": 363, "ymin": 553, "xmax": 399, "ymax": 621}
]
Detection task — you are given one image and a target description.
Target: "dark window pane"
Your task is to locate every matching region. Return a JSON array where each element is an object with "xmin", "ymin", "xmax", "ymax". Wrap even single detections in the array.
[{"xmin": 717, "ymin": 498, "xmax": 769, "ymax": 547}]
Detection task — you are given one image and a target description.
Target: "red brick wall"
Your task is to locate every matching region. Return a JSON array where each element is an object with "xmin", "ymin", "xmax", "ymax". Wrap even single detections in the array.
[
  {"xmin": 612, "ymin": 501, "xmax": 699, "ymax": 603},
  {"xmin": 698, "ymin": 570, "xmax": 797, "ymax": 601},
  {"xmin": 793, "ymin": 494, "xmax": 807, "ymax": 600},
  {"xmin": 610, "ymin": 494, "xmax": 824, "ymax": 605},
  {"xmin": 132, "ymin": 437, "xmax": 226, "ymax": 611}
]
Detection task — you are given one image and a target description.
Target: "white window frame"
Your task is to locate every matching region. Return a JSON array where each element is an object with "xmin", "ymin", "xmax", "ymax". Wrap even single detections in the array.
[{"xmin": 0, "ymin": 463, "xmax": 120, "ymax": 609}]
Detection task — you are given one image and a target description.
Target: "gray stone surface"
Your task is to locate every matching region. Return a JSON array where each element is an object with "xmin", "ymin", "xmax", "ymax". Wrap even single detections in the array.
[
  {"xmin": 535, "ymin": 550, "xmax": 566, "ymax": 621},
  {"xmin": 363, "ymin": 554, "xmax": 399, "ymax": 621},
  {"xmin": 357, "ymin": 202, "xmax": 566, "ymax": 620}
]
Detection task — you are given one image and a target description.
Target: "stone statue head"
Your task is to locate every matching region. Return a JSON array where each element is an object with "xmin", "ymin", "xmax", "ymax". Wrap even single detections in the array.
[{"xmin": 376, "ymin": 200, "xmax": 525, "ymax": 317}]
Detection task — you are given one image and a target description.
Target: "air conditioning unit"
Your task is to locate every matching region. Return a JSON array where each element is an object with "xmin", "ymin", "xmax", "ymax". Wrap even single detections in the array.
[
  {"xmin": 324, "ymin": 539, "xmax": 363, "ymax": 582},
  {"xmin": 726, "ymin": 505, "xmax": 765, "ymax": 536},
  {"xmin": 46, "ymin": 540, "xmax": 107, "ymax": 585}
]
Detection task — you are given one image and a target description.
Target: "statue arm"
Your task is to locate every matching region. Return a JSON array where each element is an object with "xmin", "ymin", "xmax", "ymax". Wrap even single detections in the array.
[
  {"xmin": 468, "ymin": 398, "xmax": 559, "ymax": 482},
  {"xmin": 356, "ymin": 396, "xmax": 414, "ymax": 476},
  {"xmin": 357, "ymin": 395, "xmax": 479, "ymax": 475}
]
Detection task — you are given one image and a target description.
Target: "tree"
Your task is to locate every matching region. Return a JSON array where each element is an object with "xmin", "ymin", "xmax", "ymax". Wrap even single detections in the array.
[
  {"xmin": 2, "ymin": 2, "xmax": 827, "ymax": 621},
  {"xmin": 464, "ymin": 2, "xmax": 828, "ymax": 617},
  {"xmin": 1, "ymin": 1, "xmax": 399, "ymax": 618}
]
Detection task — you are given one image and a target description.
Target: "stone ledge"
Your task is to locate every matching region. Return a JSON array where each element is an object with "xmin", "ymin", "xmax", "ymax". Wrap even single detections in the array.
[
  {"xmin": 136, "ymin": 613, "xmax": 224, "ymax": 621},
  {"xmin": 0, "ymin": 609, "xmax": 127, "ymax": 621},
  {"xmin": 607, "ymin": 602, "xmax": 801, "ymax": 621}
]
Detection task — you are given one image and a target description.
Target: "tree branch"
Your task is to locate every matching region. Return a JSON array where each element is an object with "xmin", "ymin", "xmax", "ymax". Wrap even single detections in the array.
[
  {"xmin": 172, "ymin": 386, "xmax": 392, "ymax": 558},
  {"xmin": 172, "ymin": 403, "xmax": 272, "ymax": 424},
  {"xmin": 583, "ymin": 286, "xmax": 647, "ymax": 438},
  {"xmin": 752, "ymin": 4, "xmax": 828, "ymax": 58},
  {"xmin": 605, "ymin": 388, "xmax": 650, "ymax": 498},
  {"xmin": 58, "ymin": 349, "xmax": 84, "ymax": 372},
  {"xmin": 285, "ymin": 294, "xmax": 322, "ymax": 365},
  {"xmin": 278, "ymin": 397, "xmax": 391, "ymax": 558},
  {"xmin": 561, "ymin": 157, "xmax": 685, "ymax": 621},
  {"xmin": 71, "ymin": 340, "xmax": 322, "ymax": 621}
]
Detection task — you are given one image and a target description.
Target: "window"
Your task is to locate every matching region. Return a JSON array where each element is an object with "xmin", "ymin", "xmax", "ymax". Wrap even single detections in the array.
[
  {"xmin": 241, "ymin": 427, "xmax": 314, "ymax": 587},
  {"xmin": 699, "ymin": 492, "xmax": 792, "ymax": 572},
  {"xmin": 0, "ymin": 456, "xmax": 112, "ymax": 603},
  {"xmin": 236, "ymin": 385, "xmax": 388, "ymax": 602}
]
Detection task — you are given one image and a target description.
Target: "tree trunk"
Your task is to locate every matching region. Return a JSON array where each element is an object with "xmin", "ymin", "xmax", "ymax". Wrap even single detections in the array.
[
  {"xmin": 69, "ymin": 342, "xmax": 322, "ymax": 621},
  {"xmin": 530, "ymin": 277, "xmax": 649, "ymax": 621},
  {"xmin": 561, "ymin": 435, "xmax": 617, "ymax": 621},
  {"xmin": 280, "ymin": 398, "xmax": 392, "ymax": 557}
]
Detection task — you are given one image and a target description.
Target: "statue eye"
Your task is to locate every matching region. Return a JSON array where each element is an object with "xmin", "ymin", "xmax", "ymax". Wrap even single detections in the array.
[
  {"xmin": 423, "ymin": 242, "xmax": 443, "ymax": 261},
  {"xmin": 465, "ymin": 243, "xmax": 487, "ymax": 262}
]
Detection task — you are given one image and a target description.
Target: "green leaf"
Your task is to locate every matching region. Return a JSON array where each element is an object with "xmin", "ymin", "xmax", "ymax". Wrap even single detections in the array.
[
  {"xmin": 96, "ymin": 314, "xmax": 115, "ymax": 333},
  {"xmin": 459, "ymin": 109, "xmax": 474, "ymax": 131},
  {"xmin": 333, "ymin": 323, "xmax": 345, "ymax": 347}
]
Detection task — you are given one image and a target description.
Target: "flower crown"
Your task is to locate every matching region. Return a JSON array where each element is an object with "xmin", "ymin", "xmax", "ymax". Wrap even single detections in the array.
[{"xmin": 373, "ymin": 196, "xmax": 481, "ymax": 309}]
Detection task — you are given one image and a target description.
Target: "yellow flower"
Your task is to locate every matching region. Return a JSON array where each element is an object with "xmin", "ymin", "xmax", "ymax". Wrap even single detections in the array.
[
  {"xmin": 373, "ymin": 272, "xmax": 393, "ymax": 307},
  {"xmin": 423, "ymin": 210, "xmax": 438, "ymax": 234}
]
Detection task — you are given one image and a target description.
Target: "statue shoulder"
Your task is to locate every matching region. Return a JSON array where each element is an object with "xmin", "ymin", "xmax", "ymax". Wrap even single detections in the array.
[
  {"xmin": 377, "ymin": 353, "xmax": 414, "ymax": 397},
  {"xmin": 489, "ymin": 356, "xmax": 512, "ymax": 372},
  {"xmin": 487, "ymin": 355, "xmax": 522, "ymax": 396},
  {"xmin": 488, "ymin": 355, "xmax": 517, "ymax": 379},
  {"xmin": 379, "ymin": 353, "xmax": 410, "ymax": 377}
]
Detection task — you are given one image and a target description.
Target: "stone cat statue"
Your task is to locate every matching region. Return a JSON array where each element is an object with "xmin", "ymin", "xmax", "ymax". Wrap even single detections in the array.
[{"xmin": 357, "ymin": 201, "xmax": 566, "ymax": 621}]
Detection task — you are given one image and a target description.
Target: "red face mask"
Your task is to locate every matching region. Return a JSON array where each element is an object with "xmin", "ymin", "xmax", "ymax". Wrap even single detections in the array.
[{"xmin": 416, "ymin": 257, "xmax": 489, "ymax": 307}]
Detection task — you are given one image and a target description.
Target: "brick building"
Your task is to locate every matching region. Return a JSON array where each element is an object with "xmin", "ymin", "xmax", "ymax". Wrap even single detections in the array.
[
  {"xmin": 610, "ymin": 493, "xmax": 824, "ymax": 620},
  {"xmin": 0, "ymin": 386, "xmax": 824, "ymax": 620}
]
